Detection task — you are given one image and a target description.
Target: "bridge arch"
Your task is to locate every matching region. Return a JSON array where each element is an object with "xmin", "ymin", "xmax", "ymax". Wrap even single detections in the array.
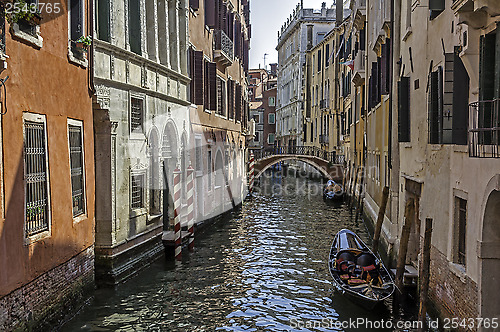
[{"xmin": 254, "ymin": 155, "xmax": 343, "ymax": 181}]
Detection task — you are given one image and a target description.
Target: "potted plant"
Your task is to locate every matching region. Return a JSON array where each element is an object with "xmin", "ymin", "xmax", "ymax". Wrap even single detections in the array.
[
  {"xmin": 74, "ymin": 35, "xmax": 92, "ymax": 49},
  {"xmin": 7, "ymin": 0, "xmax": 42, "ymax": 26}
]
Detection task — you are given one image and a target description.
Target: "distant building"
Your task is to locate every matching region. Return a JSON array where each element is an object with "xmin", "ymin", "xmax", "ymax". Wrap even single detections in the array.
[
  {"xmin": 276, "ymin": 1, "xmax": 347, "ymax": 148},
  {"xmin": 248, "ymin": 68, "xmax": 277, "ymax": 152},
  {"xmin": 0, "ymin": 1, "xmax": 95, "ymax": 329}
]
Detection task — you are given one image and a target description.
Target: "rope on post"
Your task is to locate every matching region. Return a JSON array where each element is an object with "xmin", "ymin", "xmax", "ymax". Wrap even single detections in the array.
[
  {"xmin": 173, "ymin": 168, "xmax": 182, "ymax": 261},
  {"xmin": 187, "ymin": 165, "xmax": 195, "ymax": 251}
]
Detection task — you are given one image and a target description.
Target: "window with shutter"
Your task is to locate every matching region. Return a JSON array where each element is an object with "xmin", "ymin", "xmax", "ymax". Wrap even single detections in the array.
[
  {"xmin": 235, "ymin": 84, "xmax": 242, "ymax": 121},
  {"xmin": 193, "ymin": 51, "xmax": 204, "ymax": 105},
  {"xmin": 452, "ymin": 49, "xmax": 470, "ymax": 145},
  {"xmin": 398, "ymin": 77, "xmax": 410, "ymax": 142},
  {"xmin": 381, "ymin": 40, "xmax": 391, "ymax": 95},
  {"xmin": 325, "ymin": 44, "xmax": 330, "ymax": 68},
  {"xmin": 128, "ymin": 0, "xmax": 141, "ymax": 55},
  {"xmin": 205, "ymin": 0, "xmax": 216, "ymax": 28},
  {"xmin": 97, "ymin": 0, "xmax": 110, "ymax": 42},
  {"xmin": 429, "ymin": 0, "xmax": 445, "ymax": 20},
  {"xmin": 428, "ymin": 70, "xmax": 440, "ymax": 144},
  {"xmin": 208, "ymin": 62, "xmax": 217, "ymax": 111}
]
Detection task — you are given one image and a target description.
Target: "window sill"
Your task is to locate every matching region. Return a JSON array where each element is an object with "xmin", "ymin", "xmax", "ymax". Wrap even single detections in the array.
[
  {"xmin": 130, "ymin": 208, "xmax": 147, "ymax": 218},
  {"xmin": 73, "ymin": 213, "xmax": 87, "ymax": 224},
  {"xmin": 204, "ymin": 109, "xmax": 212, "ymax": 114},
  {"xmin": 68, "ymin": 46, "xmax": 89, "ymax": 68},
  {"xmin": 11, "ymin": 23, "xmax": 43, "ymax": 48},
  {"xmin": 25, "ymin": 229, "xmax": 51, "ymax": 245},
  {"xmin": 449, "ymin": 262, "xmax": 467, "ymax": 283},
  {"xmin": 402, "ymin": 26, "xmax": 412, "ymax": 42},
  {"xmin": 148, "ymin": 213, "xmax": 162, "ymax": 222}
]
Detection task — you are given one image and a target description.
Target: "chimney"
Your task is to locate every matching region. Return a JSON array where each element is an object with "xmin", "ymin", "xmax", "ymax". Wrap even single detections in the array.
[
  {"xmin": 336, "ymin": 0, "xmax": 342, "ymax": 27},
  {"xmin": 321, "ymin": 2, "xmax": 326, "ymax": 16}
]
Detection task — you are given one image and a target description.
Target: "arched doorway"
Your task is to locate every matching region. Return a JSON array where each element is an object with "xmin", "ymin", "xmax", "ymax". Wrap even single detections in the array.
[
  {"xmin": 480, "ymin": 189, "xmax": 500, "ymax": 321},
  {"xmin": 162, "ymin": 121, "xmax": 178, "ymax": 231}
]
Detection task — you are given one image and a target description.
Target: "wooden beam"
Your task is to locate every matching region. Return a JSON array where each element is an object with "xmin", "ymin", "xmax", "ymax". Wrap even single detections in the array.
[
  {"xmin": 418, "ymin": 218, "xmax": 433, "ymax": 331},
  {"xmin": 395, "ymin": 197, "xmax": 415, "ymax": 294},
  {"xmin": 372, "ymin": 186, "xmax": 390, "ymax": 254}
]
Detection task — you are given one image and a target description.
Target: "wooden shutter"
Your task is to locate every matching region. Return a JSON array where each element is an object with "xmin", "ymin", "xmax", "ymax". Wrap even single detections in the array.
[
  {"xmin": 452, "ymin": 48, "xmax": 470, "ymax": 145},
  {"xmin": 193, "ymin": 50, "xmax": 204, "ymax": 105},
  {"xmin": 204, "ymin": 60, "xmax": 209, "ymax": 110},
  {"xmin": 217, "ymin": 77, "xmax": 223, "ymax": 114},
  {"xmin": 381, "ymin": 40, "xmax": 391, "ymax": 95},
  {"xmin": 360, "ymin": 28, "xmax": 366, "ymax": 51},
  {"xmin": 437, "ymin": 66, "xmax": 444, "ymax": 143},
  {"xmin": 235, "ymin": 84, "xmax": 242, "ymax": 121},
  {"xmin": 207, "ymin": 62, "xmax": 217, "ymax": 111},
  {"xmin": 429, "ymin": 70, "xmax": 440, "ymax": 144},
  {"xmin": 228, "ymin": 80, "xmax": 234, "ymax": 119},
  {"xmin": 398, "ymin": 77, "xmax": 410, "ymax": 142},
  {"xmin": 205, "ymin": 0, "xmax": 216, "ymax": 28},
  {"xmin": 376, "ymin": 57, "xmax": 382, "ymax": 103},
  {"xmin": 190, "ymin": 0, "xmax": 199, "ymax": 10}
]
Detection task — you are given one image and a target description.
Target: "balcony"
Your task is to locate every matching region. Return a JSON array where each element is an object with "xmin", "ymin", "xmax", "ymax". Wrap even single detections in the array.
[
  {"xmin": 351, "ymin": 0, "xmax": 366, "ymax": 30},
  {"xmin": 213, "ymin": 30, "xmax": 233, "ymax": 67},
  {"xmin": 469, "ymin": 99, "xmax": 500, "ymax": 158},
  {"xmin": 453, "ymin": 0, "xmax": 500, "ymax": 28},
  {"xmin": 352, "ymin": 50, "xmax": 365, "ymax": 86}
]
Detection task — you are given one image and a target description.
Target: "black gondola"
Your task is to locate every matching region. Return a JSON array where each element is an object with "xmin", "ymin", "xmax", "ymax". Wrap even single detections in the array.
[
  {"xmin": 323, "ymin": 180, "xmax": 344, "ymax": 201},
  {"xmin": 328, "ymin": 229, "xmax": 395, "ymax": 310}
]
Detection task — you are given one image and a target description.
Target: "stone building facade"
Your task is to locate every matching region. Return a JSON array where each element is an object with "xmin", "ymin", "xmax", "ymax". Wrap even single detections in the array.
[
  {"xmin": 187, "ymin": 0, "xmax": 251, "ymax": 219},
  {"xmin": 92, "ymin": 0, "xmax": 192, "ymax": 284},
  {"xmin": 276, "ymin": 1, "xmax": 338, "ymax": 148},
  {"xmin": 0, "ymin": 0, "xmax": 95, "ymax": 329}
]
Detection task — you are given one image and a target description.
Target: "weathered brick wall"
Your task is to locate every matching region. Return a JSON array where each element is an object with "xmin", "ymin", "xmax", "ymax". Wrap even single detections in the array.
[
  {"xmin": 0, "ymin": 246, "xmax": 95, "ymax": 331},
  {"xmin": 428, "ymin": 246, "xmax": 478, "ymax": 331}
]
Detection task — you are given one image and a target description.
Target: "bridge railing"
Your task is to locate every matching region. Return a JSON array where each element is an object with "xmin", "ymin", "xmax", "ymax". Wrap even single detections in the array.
[{"xmin": 252, "ymin": 146, "xmax": 345, "ymax": 165}]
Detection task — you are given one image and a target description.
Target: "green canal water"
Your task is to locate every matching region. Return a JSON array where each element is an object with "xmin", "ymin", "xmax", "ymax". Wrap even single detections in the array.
[{"xmin": 61, "ymin": 175, "xmax": 417, "ymax": 331}]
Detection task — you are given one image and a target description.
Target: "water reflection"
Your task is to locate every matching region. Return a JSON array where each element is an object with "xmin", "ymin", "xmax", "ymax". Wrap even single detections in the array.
[{"xmin": 62, "ymin": 174, "xmax": 404, "ymax": 332}]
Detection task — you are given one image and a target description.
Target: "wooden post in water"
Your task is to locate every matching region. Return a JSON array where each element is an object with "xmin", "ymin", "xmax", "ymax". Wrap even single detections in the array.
[
  {"xmin": 355, "ymin": 167, "xmax": 365, "ymax": 220},
  {"xmin": 372, "ymin": 186, "xmax": 390, "ymax": 254},
  {"xmin": 418, "ymin": 218, "xmax": 433, "ymax": 331},
  {"xmin": 349, "ymin": 166, "xmax": 359, "ymax": 209},
  {"xmin": 395, "ymin": 198, "xmax": 415, "ymax": 294}
]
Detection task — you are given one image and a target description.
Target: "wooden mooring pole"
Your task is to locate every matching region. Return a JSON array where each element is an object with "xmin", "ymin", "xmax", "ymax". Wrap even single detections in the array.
[
  {"xmin": 355, "ymin": 168, "xmax": 365, "ymax": 221},
  {"xmin": 418, "ymin": 218, "xmax": 433, "ymax": 331},
  {"xmin": 372, "ymin": 186, "xmax": 390, "ymax": 254},
  {"xmin": 394, "ymin": 198, "xmax": 415, "ymax": 305},
  {"xmin": 349, "ymin": 166, "xmax": 359, "ymax": 209}
]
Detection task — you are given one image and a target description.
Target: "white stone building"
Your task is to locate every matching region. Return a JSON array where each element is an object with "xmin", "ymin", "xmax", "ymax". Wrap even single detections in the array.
[
  {"xmin": 92, "ymin": 0, "xmax": 192, "ymax": 284},
  {"xmin": 275, "ymin": 1, "xmax": 339, "ymax": 148}
]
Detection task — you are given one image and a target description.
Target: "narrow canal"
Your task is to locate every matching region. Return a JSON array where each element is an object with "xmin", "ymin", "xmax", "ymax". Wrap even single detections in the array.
[{"xmin": 62, "ymin": 174, "xmax": 415, "ymax": 331}]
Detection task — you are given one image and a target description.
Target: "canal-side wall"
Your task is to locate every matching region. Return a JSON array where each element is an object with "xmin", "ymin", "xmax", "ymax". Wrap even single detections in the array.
[{"xmin": 0, "ymin": 246, "xmax": 94, "ymax": 331}]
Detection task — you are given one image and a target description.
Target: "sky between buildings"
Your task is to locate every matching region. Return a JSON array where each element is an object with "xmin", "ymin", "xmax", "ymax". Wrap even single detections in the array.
[{"xmin": 249, "ymin": 0, "xmax": 336, "ymax": 70}]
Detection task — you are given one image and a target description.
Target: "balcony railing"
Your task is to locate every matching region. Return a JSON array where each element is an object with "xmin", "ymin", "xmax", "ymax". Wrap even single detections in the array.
[
  {"xmin": 253, "ymin": 146, "xmax": 345, "ymax": 164},
  {"xmin": 214, "ymin": 30, "xmax": 234, "ymax": 65},
  {"xmin": 469, "ymin": 99, "xmax": 500, "ymax": 158}
]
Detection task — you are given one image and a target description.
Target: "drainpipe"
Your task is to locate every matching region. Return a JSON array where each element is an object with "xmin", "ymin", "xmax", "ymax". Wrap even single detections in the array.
[
  {"xmin": 88, "ymin": 0, "xmax": 96, "ymax": 96},
  {"xmin": 390, "ymin": 0, "xmax": 402, "ymax": 255}
]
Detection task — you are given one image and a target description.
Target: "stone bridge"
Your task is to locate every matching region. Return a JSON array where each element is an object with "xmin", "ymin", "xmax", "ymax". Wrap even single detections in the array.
[{"xmin": 252, "ymin": 146, "xmax": 345, "ymax": 182}]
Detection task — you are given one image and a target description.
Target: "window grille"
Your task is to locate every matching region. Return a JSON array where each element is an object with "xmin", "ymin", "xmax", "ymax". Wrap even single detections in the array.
[
  {"xmin": 0, "ymin": 3, "xmax": 5, "ymax": 54},
  {"xmin": 69, "ymin": 124, "xmax": 85, "ymax": 217},
  {"xmin": 130, "ymin": 97, "xmax": 144, "ymax": 133},
  {"xmin": 24, "ymin": 120, "xmax": 50, "ymax": 236},
  {"xmin": 131, "ymin": 173, "xmax": 144, "ymax": 209},
  {"xmin": 456, "ymin": 197, "xmax": 467, "ymax": 265}
]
